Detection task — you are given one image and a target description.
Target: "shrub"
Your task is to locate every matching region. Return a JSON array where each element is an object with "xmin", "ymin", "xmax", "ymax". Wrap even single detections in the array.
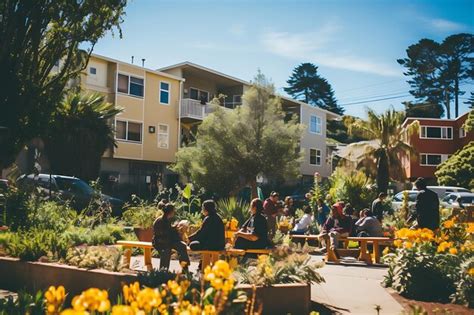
[
  {"xmin": 217, "ymin": 197, "xmax": 249, "ymax": 226},
  {"xmin": 0, "ymin": 290, "xmax": 44, "ymax": 315},
  {"xmin": 122, "ymin": 196, "xmax": 161, "ymax": 229},
  {"xmin": 26, "ymin": 201, "xmax": 77, "ymax": 232},
  {"xmin": 435, "ymin": 141, "xmax": 474, "ymax": 190},
  {"xmin": 1, "ymin": 186, "xmax": 30, "ymax": 230},
  {"xmin": 65, "ymin": 246, "xmax": 124, "ymax": 272},
  {"xmin": 64, "ymin": 223, "xmax": 129, "ymax": 246},
  {"xmin": 328, "ymin": 167, "xmax": 377, "ymax": 211}
]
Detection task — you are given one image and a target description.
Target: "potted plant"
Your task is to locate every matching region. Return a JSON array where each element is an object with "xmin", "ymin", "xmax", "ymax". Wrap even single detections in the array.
[{"xmin": 122, "ymin": 196, "xmax": 161, "ymax": 242}]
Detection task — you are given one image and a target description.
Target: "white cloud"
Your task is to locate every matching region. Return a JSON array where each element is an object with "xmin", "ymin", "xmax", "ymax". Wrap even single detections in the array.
[
  {"xmin": 426, "ymin": 18, "xmax": 466, "ymax": 33},
  {"xmin": 261, "ymin": 25, "xmax": 401, "ymax": 77}
]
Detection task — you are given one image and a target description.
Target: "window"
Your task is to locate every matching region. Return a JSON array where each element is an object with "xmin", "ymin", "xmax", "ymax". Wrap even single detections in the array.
[
  {"xmin": 115, "ymin": 120, "xmax": 142, "ymax": 142},
  {"xmin": 157, "ymin": 124, "xmax": 169, "ymax": 149},
  {"xmin": 420, "ymin": 126, "xmax": 452, "ymax": 139},
  {"xmin": 459, "ymin": 127, "xmax": 466, "ymax": 138},
  {"xmin": 310, "ymin": 149, "xmax": 321, "ymax": 165},
  {"xmin": 420, "ymin": 154, "xmax": 445, "ymax": 166},
  {"xmin": 233, "ymin": 95, "xmax": 242, "ymax": 104},
  {"xmin": 160, "ymin": 82, "xmax": 170, "ymax": 104},
  {"xmin": 189, "ymin": 88, "xmax": 209, "ymax": 103},
  {"xmin": 117, "ymin": 74, "xmax": 144, "ymax": 97},
  {"xmin": 89, "ymin": 67, "xmax": 97, "ymax": 75},
  {"xmin": 310, "ymin": 115, "xmax": 322, "ymax": 134}
]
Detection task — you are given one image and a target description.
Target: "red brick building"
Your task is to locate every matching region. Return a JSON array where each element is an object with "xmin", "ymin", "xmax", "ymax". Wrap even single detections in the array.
[{"xmin": 401, "ymin": 111, "xmax": 473, "ymax": 182}]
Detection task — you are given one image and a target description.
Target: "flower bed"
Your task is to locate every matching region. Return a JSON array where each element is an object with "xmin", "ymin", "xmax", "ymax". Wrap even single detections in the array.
[{"xmin": 383, "ymin": 215, "xmax": 473, "ymax": 307}]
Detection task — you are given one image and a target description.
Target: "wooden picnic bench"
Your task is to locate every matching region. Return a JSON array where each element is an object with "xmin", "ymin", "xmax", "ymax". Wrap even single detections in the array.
[
  {"xmin": 346, "ymin": 237, "xmax": 393, "ymax": 264},
  {"xmin": 116, "ymin": 240, "xmax": 272, "ymax": 272},
  {"xmin": 290, "ymin": 234, "xmax": 350, "ymax": 262}
]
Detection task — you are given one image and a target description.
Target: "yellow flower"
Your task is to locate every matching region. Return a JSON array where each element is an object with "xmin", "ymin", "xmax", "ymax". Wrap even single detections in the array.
[
  {"xmin": 45, "ymin": 285, "xmax": 66, "ymax": 314},
  {"xmin": 135, "ymin": 288, "xmax": 161, "ymax": 313},
  {"xmin": 111, "ymin": 305, "xmax": 135, "ymax": 315},
  {"xmin": 437, "ymin": 241, "xmax": 453, "ymax": 253},
  {"xmin": 123, "ymin": 282, "xmax": 140, "ymax": 305},
  {"xmin": 393, "ymin": 239, "xmax": 403, "ymax": 248},
  {"xmin": 71, "ymin": 288, "xmax": 110, "ymax": 312},
  {"xmin": 443, "ymin": 219, "xmax": 455, "ymax": 229},
  {"xmin": 467, "ymin": 223, "xmax": 474, "ymax": 234},
  {"xmin": 468, "ymin": 268, "xmax": 474, "ymax": 276},
  {"xmin": 403, "ymin": 241, "xmax": 413, "ymax": 249},
  {"xmin": 449, "ymin": 247, "xmax": 458, "ymax": 255},
  {"xmin": 60, "ymin": 310, "xmax": 89, "ymax": 315},
  {"xmin": 203, "ymin": 305, "xmax": 216, "ymax": 315},
  {"xmin": 382, "ymin": 247, "xmax": 390, "ymax": 256}
]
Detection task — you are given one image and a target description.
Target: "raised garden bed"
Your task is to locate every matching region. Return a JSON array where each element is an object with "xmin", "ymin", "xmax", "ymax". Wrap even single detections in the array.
[
  {"xmin": 0, "ymin": 257, "xmax": 137, "ymax": 300},
  {"xmin": 237, "ymin": 283, "xmax": 311, "ymax": 315}
]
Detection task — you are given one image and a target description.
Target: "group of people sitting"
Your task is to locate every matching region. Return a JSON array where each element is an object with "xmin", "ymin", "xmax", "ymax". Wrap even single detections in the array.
[{"xmin": 152, "ymin": 198, "xmax": 270, "ymax": 270}]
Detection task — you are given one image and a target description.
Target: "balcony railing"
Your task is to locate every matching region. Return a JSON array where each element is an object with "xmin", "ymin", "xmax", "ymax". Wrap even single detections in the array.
[{"xmin": 180, "ymin": 98, "xmax": 235, "ymax": 120}]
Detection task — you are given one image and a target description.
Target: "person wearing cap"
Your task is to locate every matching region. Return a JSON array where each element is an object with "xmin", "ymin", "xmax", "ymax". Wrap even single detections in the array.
[
  {"xmin": 408, "ymin": 177, "xmax": 439, "ymax": 230},
  {"xmin": 189, "ymin": 199, "xmax": 225, "ymax": 250},
  {"xmin": 152, "ymin": 203, "xmax": 190, "ymax": 270},
  {"xmin": 371, "ymin": 193, "xmax": 387, "ymax": 222},
  {"xmin": 318, "ymin": 204, "xmax": 352, "ymax": 253},
  {"xmin": 263, "ymin": 191, "xmax": 280, "ymax": 237}
]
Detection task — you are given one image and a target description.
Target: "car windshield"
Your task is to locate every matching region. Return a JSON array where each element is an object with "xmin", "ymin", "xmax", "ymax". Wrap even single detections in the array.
[
  {"xmin": 442, "ymin": 194, "xmax": 457, "ymax": 204},
  {"xmin": 459, "ymin": 197, "xmax": 474, "ymax": 204},
  {"xmin": 55, "ymin": 177, "xmax": 94, "ymax": 195}
]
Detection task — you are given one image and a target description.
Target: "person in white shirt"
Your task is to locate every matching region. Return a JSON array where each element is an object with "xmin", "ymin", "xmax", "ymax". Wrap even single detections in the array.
[{"xmin": 290, "ymin": 207, "xmax": 313, "ymax": 235}]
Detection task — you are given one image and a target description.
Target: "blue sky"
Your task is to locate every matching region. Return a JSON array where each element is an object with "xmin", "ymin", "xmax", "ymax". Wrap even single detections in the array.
[{"xmin": 94, "ymin": 0, "xmax": 474, "ymax": 118}]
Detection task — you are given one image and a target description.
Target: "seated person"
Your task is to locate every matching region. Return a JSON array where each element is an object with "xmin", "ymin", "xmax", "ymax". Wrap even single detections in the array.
[
  {"xmin": 343, "ymin": 203, "xmax": 359, "ymax": 237},
  {"xmin": 189, "ymin": 200, "xmax": 225, "ymax": 251},
  {"xmin": 152, "ymin": 203, "xmax": 190, "ymax": 270},
  {"xmin": 290, "ymin": 206, "xmax": 313, "ymax": 235},
  {"xmin": 318, "ymin": 204, "xmax": 351, "ymax": 252},
  {"xmin": 355, "ymin": 209, "xmax": 383, "ymax": 237},
  {"xmin": 234, "ymin": 198, "xmax": 269, "ymax": 249}
]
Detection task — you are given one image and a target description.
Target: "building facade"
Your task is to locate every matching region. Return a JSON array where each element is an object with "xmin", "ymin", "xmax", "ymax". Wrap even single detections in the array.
[
  {"xmin": 159, "ymin": 62, "xmax": 340, "ymax": 182},
  {"xmin": 79, "ymin": 56, "xmax": 340, "ymax": 194},
  {"xmin": 401, "ymin": 111, "xmax": 473, "ymax": 181}
]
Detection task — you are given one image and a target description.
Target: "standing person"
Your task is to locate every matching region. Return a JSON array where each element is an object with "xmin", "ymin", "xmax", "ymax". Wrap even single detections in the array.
[
  {"xmin": 318, "ymin": 204, "xmax": 351, "ymax": 252},
  {"xmin": 283, "ymin": 196, "xmax": 296, "ymax": 217},
  {"xmin": 355, "ymin": 209, "xmax": 383, "ymax": 237},
  {"xmin": 263, "ymin": 192, "xmax": 280, "ymax": 237},
  {"xmin": 189, "ymin": 200, "xmax": 225, "ymax": 250},
  {"xmin": 290, "ymin": 206, "xmax": 313, "ymax": 235},
  {"xmin": 316, "ymin": 198, "xmax": 330, "ymax": 226},
  {"xmin": 234, "ymin": 198, "xmax": 269, "ymax": 249},
  {"xmin": 408, "ymin": 178, "xmax": 440, "ymax": 230},
  {"xmin": 371, "ymin": 193, "xmax": 387, "ymax": 222},
  {"xmin": 152, "ymin": 203, "xmax": 190, "ymax": 270}
]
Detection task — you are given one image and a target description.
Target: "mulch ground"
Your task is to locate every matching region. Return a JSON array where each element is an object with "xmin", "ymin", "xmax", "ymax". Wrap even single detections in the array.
[{"xmin": 389, "ymin": 289, "xmax": 472, "ymax": 315}]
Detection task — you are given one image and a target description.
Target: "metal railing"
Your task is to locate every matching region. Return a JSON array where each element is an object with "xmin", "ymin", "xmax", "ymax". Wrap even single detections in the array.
[{"xmin": 180, "ymin": 99, "xmax": 235, "ymax": 120}]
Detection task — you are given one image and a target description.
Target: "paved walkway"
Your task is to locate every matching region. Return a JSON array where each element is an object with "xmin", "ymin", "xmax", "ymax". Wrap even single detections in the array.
[{"xmin": 131, "ymin": 255, "xmax": 404, "ymax": 314}]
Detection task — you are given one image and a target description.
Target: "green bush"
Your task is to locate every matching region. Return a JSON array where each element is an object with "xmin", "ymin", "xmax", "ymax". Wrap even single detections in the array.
[
  {"xmin": 27, "ymin": 201, "xmax": 77, "ymax": 232},
  {"xmin": 217, "ymin": 197, "xmax": 249, "ymax": 225},
  {"xmin": 64, "ymin": 223, "xmax": 129, "ymax": 246},
  {"xmin": 6, "ymin": 229, "xmax": 70, "ymax": 261},
  {"xmin": 1, "ymin": 187, "xmax": 30, "ymax": 230},
  {"xmin": 435, "ymin": 141, "xmax": 474, "ymax": 190},
  {"xmin": 328, "ymin": 167, "xmax": 377, "ymax": 211},
  {"xmin": 122, "ymin": 196, "xmax": 161, "ymax": 229}
]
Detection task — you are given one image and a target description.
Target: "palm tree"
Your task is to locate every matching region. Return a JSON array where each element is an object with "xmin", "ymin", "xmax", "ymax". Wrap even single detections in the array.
[
  {"xmin": 339, "ymin": 108, "xmax": 418, "ymax": 193},
  {"xmin": 45, "ymin": 92, "xmax": 122, "ymax": 181}
]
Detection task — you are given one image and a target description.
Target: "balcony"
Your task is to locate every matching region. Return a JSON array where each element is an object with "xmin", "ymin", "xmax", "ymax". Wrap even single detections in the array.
[{"xmin": 180, "ymin": 98, "xmax": 237, "ymax": 121}]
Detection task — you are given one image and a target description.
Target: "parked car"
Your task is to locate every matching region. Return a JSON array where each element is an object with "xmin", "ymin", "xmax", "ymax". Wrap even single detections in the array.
[
  {"xmin": 441, "ymin": 192, "xmax": 474, "ymax": 210},
  {"xmin": 17, "ymin": 174, "xmax": 124, "ymax": 215},
  {"xmin": 425, "ymin": 186, "xmax": 470, "ymax": 199},
  {"xmin": 391, "ymin": 190, "xmax": 419, "ymax": 212}
]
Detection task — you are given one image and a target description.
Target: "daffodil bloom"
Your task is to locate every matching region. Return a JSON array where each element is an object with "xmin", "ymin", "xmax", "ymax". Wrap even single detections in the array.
[
  {"xmin": 45, "ymin": 285, "xmax": 66, "ymax": 314},
  {"xmin": 468, "ymin": 268, "xmax": 474, "ymax": 276},
  {"xmin": 403, "ymin": 241, "xmax": 413, "ymax": 249},
  {"xmin": 60, "ymin": 309, "xmax": 90, "ymax": 315},
  {"xmin": 449, "ymin": 247, "xmax": 458, "ymax": 255},
  {"xmin": 443, "ymin": 220, "xmax": 455, "ymax": 229}
]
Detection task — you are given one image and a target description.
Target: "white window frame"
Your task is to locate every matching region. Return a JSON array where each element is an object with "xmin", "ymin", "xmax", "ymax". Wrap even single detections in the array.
[
  {"xmin": 309, "ymin": 148, "xmax": 321, "ymax": 166},
  {"xmin": 157, "ymin": 124, "xmax": 169, "ymax": 149},
  {"xmin": 459, "ymin": 127, "xmax": 466, "ymax": 138},
  {"xmin": 159, "ymin": 81, "xmax": 170, "ymax": 105},
  {"xmin": 420, "ymin": 126, "xmax": 453, "ymax": 140},
  {"xmin": 115, "ymin": 120, "xmax": 143, "ymax": 143},
  {"xmin": 189, "ymin": 87, "xmax": 209, "ymax": 103},
  {"xmin": 309, "ymin": 115, "xmax": 322, "ymax": 135},
  {"xmin": 419, "ymin": 153, "xmax": 448, "ymax": 166},
  {"xmin": 117, "ymin": 73, "xmax": 145, "ymax": 98}
]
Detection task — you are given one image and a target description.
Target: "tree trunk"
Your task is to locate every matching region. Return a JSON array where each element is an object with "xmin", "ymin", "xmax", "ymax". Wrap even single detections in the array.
[
  {"xmin": 454, "ymin": 78, "xmax": 459, "ymax": 118},
  {"xmin": 376, "ymin": 153, "xmax": 389, "ymax": 193},
  {"xmin": 445, "ymin": 88, "xmax": 451, "ymax": 119}
]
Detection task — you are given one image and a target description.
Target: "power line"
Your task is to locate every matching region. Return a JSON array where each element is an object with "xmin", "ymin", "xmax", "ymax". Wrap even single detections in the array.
[
  {"xmin": 340, "ymin": 94, "xmax": 412, "ymax": 106},
  {"xmin": 338, "ymin": 89, "xmax": 411, "ymax": 102}
]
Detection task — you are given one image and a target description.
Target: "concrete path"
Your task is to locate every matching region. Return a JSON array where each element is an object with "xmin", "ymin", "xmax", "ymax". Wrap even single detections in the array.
[{"xmin": 130, "ymin": 255, "xmax": 404, "ymax": 315}]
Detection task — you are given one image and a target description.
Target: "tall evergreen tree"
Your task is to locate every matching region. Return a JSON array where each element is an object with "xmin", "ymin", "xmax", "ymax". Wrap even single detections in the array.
[
  {"xmin": 398, "ymin": 34, "xmax": 473, "ymax": 119},
  {"xmin": 465, "ymin": 92, "xmax": 474, "ymax": 109},
  {"xmin": 284, "ymin": 63, "xmax": 344, "ymax": 115}
]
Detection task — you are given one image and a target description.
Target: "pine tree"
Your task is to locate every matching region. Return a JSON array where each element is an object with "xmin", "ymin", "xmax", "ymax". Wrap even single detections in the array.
[{"xmin": 284, "ymin": 63, "xmax": 344, "ymax": 115}]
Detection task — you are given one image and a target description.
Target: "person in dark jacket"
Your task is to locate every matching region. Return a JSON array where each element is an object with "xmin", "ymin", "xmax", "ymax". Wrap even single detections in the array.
[
  {"xmin": 371, "ymin": 192, "xmax": 387, "ymax": 222},
  {"xmin": 263, "ymin": 191, "xmax": 280, "ymax": 237},
  {"xmin": 152, "ymin": 203, "xmax": 190, "ymax": 270},
  {"xmin": 234, "ymin": 198, "xmax": 270, "ymax": 249},
  {"xmin": 189, "ymin": 200, "xmax": 225, "ymax": 250},
  {"xmin": 408, "ymin": 177, "xmax": 440, "ymax": 230}
]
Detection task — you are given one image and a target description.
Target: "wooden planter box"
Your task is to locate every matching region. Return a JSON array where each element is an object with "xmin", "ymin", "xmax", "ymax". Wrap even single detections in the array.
[
  {"xmin": 0, "ymin": 257, "xmax": 137, "ymax": 300},
  {"xmin": 237, "ymin": 283, "xmax": 311, "ymax": 315}
]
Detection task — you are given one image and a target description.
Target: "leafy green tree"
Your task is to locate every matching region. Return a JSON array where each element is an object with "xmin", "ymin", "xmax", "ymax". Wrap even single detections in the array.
[
  {"xmin": 0, "ymin": 0, "xmax": 127, "ymax": 172},
  {"xmin": 172, "ymin": 72, "xmax": 304, "ymax": 197},
  {"xmin": 327, "ymin": 116, "xmax": 370, "ymax": 144},
  {"xmin": 284, "ymin": 63, "xmax": 344, "ymax": 115},
  {"xmin": 346, "ymin": 108, "xmax": 418, "ymax": 193},
  {"xmin": 398, "ymin": 34, "xmax": 473, "ymax": 119},
  {"xmin": 403, "ymin": 101, "xmax": 444, "ymax": 118},
  {"xmin": 435, "ymin": 142, "xmax": 474, "ymax": 190},
  {"xmin": 45, "ymin": 92, "xmax": 122, "ymax": 181}
]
